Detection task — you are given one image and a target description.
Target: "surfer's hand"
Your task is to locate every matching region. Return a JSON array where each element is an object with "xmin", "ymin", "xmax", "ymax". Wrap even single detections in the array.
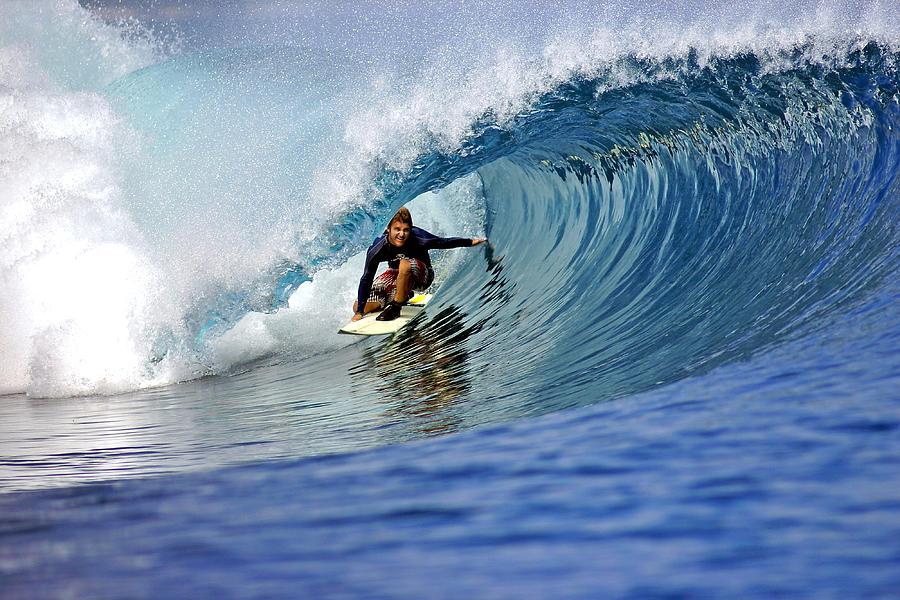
[
  {"xmin": 471, "ymin": 238, "xmax": 487, "ymax": 246},
  {"xmin": 350, "ymin": 313, "xmax": 364, "ymax": 322}
]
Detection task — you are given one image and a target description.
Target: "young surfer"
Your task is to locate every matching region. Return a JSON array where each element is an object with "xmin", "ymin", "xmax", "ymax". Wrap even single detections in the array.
[{"xmin": 351, "ymin": 207, "xmax": 487, "ymax": 322}]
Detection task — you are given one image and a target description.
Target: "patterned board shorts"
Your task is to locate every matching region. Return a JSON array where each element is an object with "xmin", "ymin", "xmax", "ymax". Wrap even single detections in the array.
[{"xmin": 367, "ymin": 257, "xmax": 434, "ymax": 308}]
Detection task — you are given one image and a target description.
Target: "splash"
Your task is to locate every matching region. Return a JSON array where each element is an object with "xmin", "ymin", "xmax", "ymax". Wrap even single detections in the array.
[{"xmin": 0, "ymin": 1, "xmax": 170, "ymax": 396}]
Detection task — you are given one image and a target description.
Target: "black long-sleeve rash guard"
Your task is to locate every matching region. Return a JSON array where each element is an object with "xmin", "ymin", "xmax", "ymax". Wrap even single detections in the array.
[{"xmin": 356, "ymin": 226, "xmax": 473, "ymax": 312}]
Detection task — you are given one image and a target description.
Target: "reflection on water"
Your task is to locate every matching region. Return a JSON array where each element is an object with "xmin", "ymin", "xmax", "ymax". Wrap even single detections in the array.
[
  {"xmin": 0, "ymin": 307, "xmax": 488, "ymax": 492},
  {"xmin": 350, "ymin": 306, "xmax": 475, "ymax": 437},
  {"xmin": 0, "ymin": 261, "xmax": 502, "ymax": 492},
  {"xmin": 0, "ymin": 346, "xmax": 390, "ymax": 491}
]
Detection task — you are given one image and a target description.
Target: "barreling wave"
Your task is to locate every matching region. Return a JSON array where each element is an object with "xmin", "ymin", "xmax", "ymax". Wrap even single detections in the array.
[
  {"xmin": 1, "ymin": 0, "xmax": 898, "ymax": 404},
  {"xmin": 358, "ymin": 39, "xmax": 900, "ymax": 419}
]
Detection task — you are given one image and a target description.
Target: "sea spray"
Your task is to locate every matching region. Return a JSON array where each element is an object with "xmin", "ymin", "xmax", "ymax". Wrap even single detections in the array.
[{"xmin": 0, "ymin": 1, "xmax": 170, "ymax": 396}]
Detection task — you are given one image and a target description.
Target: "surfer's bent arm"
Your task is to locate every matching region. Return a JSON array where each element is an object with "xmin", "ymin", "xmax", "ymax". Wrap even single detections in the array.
[
  {"xmin": 355, "ymin": 272, "xmax": 374, "ymax": 315},
  {"xmin": 355, "ymin": 266, "xmax": 377, "ymax": 316},
  {"xmin": 354, "ymin": 241, "xmax": 385, "ymax": 317}
]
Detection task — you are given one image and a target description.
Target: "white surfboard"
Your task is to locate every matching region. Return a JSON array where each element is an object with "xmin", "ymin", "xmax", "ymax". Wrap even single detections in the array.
[{"xmin": 338, "ymin": 293, "xmax": 432, "ymax": 336}]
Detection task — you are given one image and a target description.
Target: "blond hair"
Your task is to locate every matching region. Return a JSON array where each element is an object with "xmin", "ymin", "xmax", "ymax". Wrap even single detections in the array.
[{"xmin": 388, "ymin": 207, "xmax": 413, "ymax": 229}]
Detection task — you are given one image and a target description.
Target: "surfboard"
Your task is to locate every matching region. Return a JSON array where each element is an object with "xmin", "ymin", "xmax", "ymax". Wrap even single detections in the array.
[{"xmin": 338, "ymin": 293, "xmax": 432, "ymax": 336}]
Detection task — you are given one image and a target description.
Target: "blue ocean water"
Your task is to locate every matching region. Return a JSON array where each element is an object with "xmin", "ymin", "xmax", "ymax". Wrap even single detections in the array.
[{"xmin": 1, "ymin": 1, "xmax": 899, "ymax": 597}]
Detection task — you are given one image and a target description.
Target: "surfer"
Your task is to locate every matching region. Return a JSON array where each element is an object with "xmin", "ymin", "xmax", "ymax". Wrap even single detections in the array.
[{"xmin": 351, "ymin": 207, "xmax": 487, "ymax": 322}]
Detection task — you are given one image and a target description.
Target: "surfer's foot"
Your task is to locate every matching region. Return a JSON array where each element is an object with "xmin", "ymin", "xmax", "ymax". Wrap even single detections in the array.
[{"xmin": 376, "ymin": 300, "xmax": 403, "ymax": 321}]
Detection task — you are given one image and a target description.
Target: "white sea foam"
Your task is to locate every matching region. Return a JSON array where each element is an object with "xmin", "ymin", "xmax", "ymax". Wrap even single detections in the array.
[
  {"xmin": 0, "ymin": 77, "xmax": 157, "ymax": 395},
  {"xmin": 0, "ymin": 2, "xmax": 167, "ymax": 396}
]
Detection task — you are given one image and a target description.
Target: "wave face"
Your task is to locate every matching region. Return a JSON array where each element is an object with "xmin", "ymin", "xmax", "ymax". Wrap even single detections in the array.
[
  {"xmin": 325, "ymin": 38, "xmax": 900, "ymax": 426},
  {"xmin": 455, "ymin": 43, "xmax": 900, "ymax": 417},
  {"xmin": 1, "ymin": 0, "xmax": 898, "ymax": 411}
]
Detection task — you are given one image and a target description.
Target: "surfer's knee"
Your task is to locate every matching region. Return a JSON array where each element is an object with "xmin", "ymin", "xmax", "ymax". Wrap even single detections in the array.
[{"xmin": 397, "ymin": 259, "xmax": 411, "ymax": 275}]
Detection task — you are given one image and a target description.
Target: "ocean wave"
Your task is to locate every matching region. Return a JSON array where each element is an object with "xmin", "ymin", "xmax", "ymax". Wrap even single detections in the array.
[
  {"xmin": 1, "ymin": 0, "xmax": 898, "ymax": 400},
  {"xmin": 354, "ymin": 37, "xmax": 899, "ymax": 418}
]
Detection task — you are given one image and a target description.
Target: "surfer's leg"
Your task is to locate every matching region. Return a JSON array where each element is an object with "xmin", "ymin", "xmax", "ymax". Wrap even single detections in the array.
[
  {"xmin": 397, "ymin": 259, "xmax": 431, "ymax": 297},
  {"xmin": 361, "ymin": 269, "xmax": 399, "ymax": 314},
  {"xmin": 353, "ymin": 300, "xmax": 386, "ymax": 314},
  {"xmin": 393, "ymin": 259, "xmax": 413, "ymax": 304},
  {"xmin": 376, "ymin": 260, "xmax": 414, "ymax": 322}
]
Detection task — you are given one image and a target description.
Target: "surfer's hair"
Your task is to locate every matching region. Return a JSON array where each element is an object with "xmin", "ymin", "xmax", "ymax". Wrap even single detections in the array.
[{"xmin": 388, "ymin": 207, "xmax": 413, "ymax": 228}]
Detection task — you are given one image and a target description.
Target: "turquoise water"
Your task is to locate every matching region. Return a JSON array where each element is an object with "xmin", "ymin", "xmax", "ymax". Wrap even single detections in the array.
[{"xmin": 1, "ymin": 1, "xmax": 899, "ymax": 597}]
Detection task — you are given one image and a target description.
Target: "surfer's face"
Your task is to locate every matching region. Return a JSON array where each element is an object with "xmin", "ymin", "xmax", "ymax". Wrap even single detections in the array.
[{"xmin": 388, "ymin": 222, "xmax": 411, "ymax": 247}]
